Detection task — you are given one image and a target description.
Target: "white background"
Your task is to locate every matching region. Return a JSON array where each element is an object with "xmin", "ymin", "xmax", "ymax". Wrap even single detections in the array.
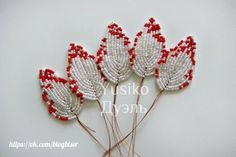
[{"xmin": 0, "ymin": 0, "xmax": 236, "ymax": 156}]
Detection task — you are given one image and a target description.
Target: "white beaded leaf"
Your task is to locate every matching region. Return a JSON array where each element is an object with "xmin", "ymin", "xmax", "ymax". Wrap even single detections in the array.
[
  {"xmin": 39, "ymin": 69, "xmax": 82, "ymax": 121},
  {"xmin": 96, "ymin": 23, "xmax": 132, "ymax": 84},
  {"xmin": 156, "ymin": 36, "xmax": 196, "ymax": 91},
  {"xmin": 67, "ymin": 44, "xmax": 104, "ymax": 100},
  {"xmin": 130, "ymin": 17, "xmax": 166, "ymax": 77}
]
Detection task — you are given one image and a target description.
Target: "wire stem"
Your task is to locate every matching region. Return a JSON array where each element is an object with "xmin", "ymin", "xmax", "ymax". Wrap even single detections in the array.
[
  {"xmin": 128, "ymin": 77, "xmax": 145, "ymax": 157},
  {"xmin": 103, "ymin": 90, "xmax": 164, "ymax": 157},
  {"xmin": 97, "ymin": 100, "xmax": 113, "ymax": 157},
  {"xmin": 76, "ymin": 115, "xmax": 106, "ymax": 150}
]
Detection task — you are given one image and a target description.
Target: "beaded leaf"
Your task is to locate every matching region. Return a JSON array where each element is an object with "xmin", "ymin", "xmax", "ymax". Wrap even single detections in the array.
[
  {"xmin": 39, "ymin": 69, "xmax": 82, "ymax": 121},
  {"xmin": 130, "ymin": 17, "xmax": 166, "ymax": 77},
  {"xmin": 155, "ymin": 36, "xmax": 196, "ymax": 90},
  {"xmin": 67, "ymin": 44, "xmax": 104, "ymax": 100},
  {"xmin": 97, "ymin": 23, "xmax": 132, "ymax": 84}
]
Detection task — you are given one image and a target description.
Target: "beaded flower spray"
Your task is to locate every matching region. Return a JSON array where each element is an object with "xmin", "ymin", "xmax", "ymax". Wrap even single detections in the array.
[
  {"xmin": 67, "ymin": 43, "xmax": 114, "ymax": 155},
  {"xmin": 39, "ymin": 69, "xmax": 106, "ymax": 150},
  {"xmin": 38, "ymin": 17, "xmax": 196, "ymax": 157},
  {"xmin": 96, "ymin": 22, "xmax": 133, "ymax": 154},
  {"xmin": 127, "ymin": 17, "xmax": 166, "ymax": 156}
]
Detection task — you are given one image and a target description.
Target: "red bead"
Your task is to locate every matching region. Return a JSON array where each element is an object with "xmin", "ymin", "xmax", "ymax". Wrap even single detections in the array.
[
  {"xmin": 42, "ymin": 91, "xmax": 48, "ymax": 102},
  {"xmin": 88, "ymin": 55, "xmax": 95, "ymax": 59},
  {"xmin": 124, "ymin": 36, "xmax": 129, "ymax": 40},
  {"xmin": 136, "ymin": 31, "xmax": 142, "ymax": 37},
  {"xmin": 97, "ymin": 57, "xmax": 103, "ymax": 63},
  {"xmin": 58, "ymin": 116, "xmax": 68, "ymax": 121},
  {"xmin": 68, "ymin": 57, "xmax": 73, "ymax": 64},
  {"xmin": 129, "ymin": 58, "xmax": 134, "ymax": 63},
  {"xmin": 77, "ymin": 92, "xmax": 83, "ymax": 98},
  {"xmin": 149, "ymin": 17, "xmax": 155, "ymax": 23},
  {"xmin": 151, "ymin": 24, "xmax": 160, "ymax": 31},
  {"xmin": 76, "ymin": 45, "xmax": 83, "ymax": 50},
  {"xmin": 70, "ymin": 43, "xmax": 75, "ymax": 47},
  {"xmin": 45, "ymin": 84, "xmax": 52, "ymax": 89},
  {"xmin": 102, "ymin": 38, "xmax": 107, "ymax": 42},
  {"xmin": 49, "ymin": 100, "xmax": 54, "ymax": 105},
  {"xmin": 48, "ymin": 105, "xmax": 56, "ymax": 114},
  {"xmin": 144, "ymin": 23, "xmax": 151, "ymax": 28},
  {"xmin": 97, "ymin": 50, "xmax": 102, "ymax": 56},
  {"xmin": 59, "ymin": 78, "xmax": 67, "ymax": 84},
  {"xmin": 117, "ymin": 27, "xmax": 122, "ymax": 31},
  {"xmin": 103, "ymin": 50, "xmax": 107, "ymax": 55},
  {"xmin": 178, "ymin": 40, "xmax": 184, "ymax": 46},
  {"xmin": 69, "ymin": 53, "xmax": 77, "ymax": 58},
  {"xmin": 39, "ymin": 70, "xmax": 46, "ymax": 82},
  {"xmin": 183, "ymin": 82, "xmax": 189, "ymax": 88},
  {"xmin": 101, "ymin": 71, "xmax": 106, "ymax": 78},
  {"xmin": 45, "ymin": 69, "xmax": 54, "ymax": 74},
  {"xmin": 124, "ymin": 40, "xmax": 130, "ymax": 46},
  {"xmin": 131, "ymin": 54, "xmax": 136, "ymax": 59},
  {"xmin": 128, "ymin": 48, "xmax": 134, "ymax": 55},
  {"xmin": 69, "ymin": 79, "xmax": 76, "ymax": 85},
  {"xmin": 155, "ymin": 68, "xmax": 159, "ymax": 74},
  {"xmin": 155, "ymin": 68, "xmax": 159, "ymax": 78},
  {"xmin": 53, "ymin": 77, "xmax": 58, "ymax": 83},
  {"xmin": 67, "ymin": 66, "xmax": 71, "ymax": 72},
  {"xmin": 71, "ymin": 85, "xmax": 78, "ymax": 93}
]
